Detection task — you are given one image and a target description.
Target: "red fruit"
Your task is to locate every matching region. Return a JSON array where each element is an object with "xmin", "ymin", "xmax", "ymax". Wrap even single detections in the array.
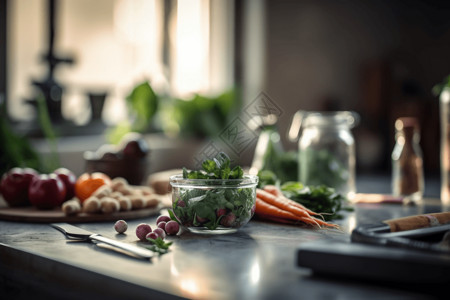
[
  {"xmin": 157, "ymin": 221, "xmax": 167, "ymax": 231},
  {"xmin": 146, "ymin": 231, "xmax": 159, "ymax": 240},
  {"xmin": 0, "ymin": 168, "xmax": 38, "ymax": 207},
  {"xmin": 196, "ymin": 215, "xmax": 208, "ymax": 224},
  {"xmin": 122, "ymin": 140, "xmax": 149, "ymax": 158},
  {"xmin": 53, "ymin": 168, "xmax": 77, "ymax": 201},
  {"xmin": 220, "ymin": 212, "xmax": 236, "ymax": 227},
  {"xmin": 216, "ymin": 208, "xmax": 227, "ymax": 217},
  {"xmin": 28, "ymin": 174, "xmax": 67, "ymax": 209},
  {"xmin": 156, "ymin": 215, "xmax": 171, "ymax": 224},
  {"xmin": 136, "ymin": 223, "xmax": 152, "ymax": 241},
  {"xmin": 153, "ymin": 228, "xmax": 166, "ymax": 239},
  {"xmin": 165, "ymin": 221, "xmax": 180, "ymax": 235}
]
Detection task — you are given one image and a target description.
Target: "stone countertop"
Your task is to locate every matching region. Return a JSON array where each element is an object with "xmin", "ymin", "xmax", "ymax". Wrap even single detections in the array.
[{"xmin": 1, "ymin": 198, "xmax": 447, "ymax": 300}]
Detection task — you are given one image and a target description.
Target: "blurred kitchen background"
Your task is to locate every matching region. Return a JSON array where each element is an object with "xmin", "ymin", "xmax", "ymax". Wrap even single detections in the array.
[{"xmin": 1, "ymin": 0, "xmax": 450, "ymax": 183}]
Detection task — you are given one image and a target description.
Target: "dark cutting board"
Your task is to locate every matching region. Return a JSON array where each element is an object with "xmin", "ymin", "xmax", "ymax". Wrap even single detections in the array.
[{"xmin": 297, "ymin": 239, "xmax": 450, "ymax": 284}]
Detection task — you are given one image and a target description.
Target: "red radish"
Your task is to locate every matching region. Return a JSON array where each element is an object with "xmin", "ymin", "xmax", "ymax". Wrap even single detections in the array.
[
  {"xmin": 157, "ymin": 221, "xmax": 166, "ymax": 231},
  {"xmin": 220, "ymin": 212, "xmax": 236, "ymax": 227},
  {"xmin": 153, "ymin": 228, "xmax": 166, "ymax": 239},
  {"xmin": 146, "ymin": 231, "xmax": 158, "ymax": 240},
  {"xmin": 165, "ymin": 220, "xmax": 180, "ymax": 235},
  {"xmin": 114, "ymin": 220, "xmax": 128, "ymax": 234},
  {"xmin": 156, "ymin": 215, "xmax": 171, "ymax": 224},
  {"xmin": 136, "ymin": 223, "xmax": 152, "ymax": 241},
  {"xmin": 216, "ymin": 208, "xmax": 227, "ymax": 217},
  {"xmin": 196, "ymin": 215, "xmax": 208, "ymax": 224}
]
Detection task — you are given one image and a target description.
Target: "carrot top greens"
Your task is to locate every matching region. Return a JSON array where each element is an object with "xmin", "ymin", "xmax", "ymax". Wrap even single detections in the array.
[{"xmin": 258, "ymin": 170, "xmax": 353, "ymax": 221}]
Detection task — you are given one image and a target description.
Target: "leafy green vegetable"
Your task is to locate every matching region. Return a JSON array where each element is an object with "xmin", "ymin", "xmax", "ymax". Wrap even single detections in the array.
[
  {"xmin": 183, "ymin": 152, "xmax": 244, "ymax": 180},
  {"xmin": 257, "ymin": 170, "xmax": 279, "ymax": 188},
  {"xmin": 281, "ymin": 181, "xmax": 353, "ymax": 221},
  {"xmin": 173, "ymin": 152, "xmax": 254, "ymax": 230},
  {"xmin": 299, "ymin": 148, "xmax": 348, "ymax": 190},
  {"xmin": 257, "ymin": 170, "xmax": 352, "ymax": 221},
  {"xmin": 145, "ymin": 237, "xmax": 173, "ymax": 255}
]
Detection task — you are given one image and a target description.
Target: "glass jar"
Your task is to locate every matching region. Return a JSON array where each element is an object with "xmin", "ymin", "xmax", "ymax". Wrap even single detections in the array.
[
  {"xmin": 391, "ymin": 117, "xmax": 424, "ymax": 204},
  {"xmin": 169, "ymin": 175, "xmax": 258, "ymax": 234},
  {"xmin": 440, "ymin": 87, "xmax": 450, "ymax": 206},
  {"xmin": 250, "ymin": 115, "xmax": 284, "ymax": 175},
  {"xmin": 295, "ymin": 111, "xmax": 358, "ymax": 199}
]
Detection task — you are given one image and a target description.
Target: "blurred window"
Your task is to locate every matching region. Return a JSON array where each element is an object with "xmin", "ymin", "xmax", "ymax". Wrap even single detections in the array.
[{"xmin": 6, "ymin": 0, "xmax": 234, "ymax": 128}]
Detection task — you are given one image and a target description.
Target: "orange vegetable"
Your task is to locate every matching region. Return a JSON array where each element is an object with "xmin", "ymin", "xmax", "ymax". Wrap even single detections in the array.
[
  {"xmin": 263, "ymin": 185, "xmax": 320, "ymax": 217},
  {"xmin": 256, "ymin": 189, "xmax": 312, "ymax": 219},
  {"xmin": 255, "ymin": 188, "xmax": 338, "ymax": 229},
  {"xmin": 75, "ymin": 172, "xmax": 111, "ymax": 203},
  {"xmin": 255, "ymin": 197, "xmax": 321, "ymax": 227},
  {"xmin": 255, "ymin": 197, "xmax": 301, "ymax": 222}
]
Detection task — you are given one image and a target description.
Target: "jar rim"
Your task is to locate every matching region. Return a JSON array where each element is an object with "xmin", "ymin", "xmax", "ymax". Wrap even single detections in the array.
[
  {"xmin": 303, "ymin": 111, "xmax": 358, "ymax": 128},
  {"xmin": 169, "ymin": 174, "xmax": 259, "ymax": 187}
]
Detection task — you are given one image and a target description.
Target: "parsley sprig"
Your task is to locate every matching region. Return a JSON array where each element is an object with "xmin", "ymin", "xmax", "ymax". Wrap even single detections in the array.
[
  {"xmin": 145, "ymin": 237, "xmax": 173, "ymax": 255},
  {"xmin": 183, "ymin": 152, "xmax": 244, "ymax": 180}
]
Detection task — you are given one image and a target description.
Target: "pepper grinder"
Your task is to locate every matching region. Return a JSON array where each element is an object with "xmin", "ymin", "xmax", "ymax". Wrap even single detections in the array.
[{"xmin": 391, "ymin": 117, "xmax": 424, "ymax": 204}]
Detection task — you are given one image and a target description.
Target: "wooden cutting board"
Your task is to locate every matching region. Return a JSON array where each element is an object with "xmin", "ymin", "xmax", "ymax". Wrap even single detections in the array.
[
  {"xmin": 0, "ymin": 189, "xmax": 172, "ymax": 223},
  {"xmin": 0, "ymin": 205, "xmax": 164, "ymax": 223}
]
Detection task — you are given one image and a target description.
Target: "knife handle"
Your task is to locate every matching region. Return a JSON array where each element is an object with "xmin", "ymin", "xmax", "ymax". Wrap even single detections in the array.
[{"xmin": 90, "ymin": 234, "xmax": 154, "ymax": 259}]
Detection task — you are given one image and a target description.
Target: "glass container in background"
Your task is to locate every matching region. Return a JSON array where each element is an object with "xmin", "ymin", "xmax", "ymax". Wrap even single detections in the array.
[
  {"xmin": 391, "ymin": 117, "xmax": 424, "ymax": 205},
  {"xmin": 440, "ymin": 87, "xmax": 450, "ymax": 206},
  {"xmin": 292, "ymin": 111, "xmax": 359, "ymax": 199},
  {"xmin": 250, "ymin": 115, "xmax": 284, "ymax": 174}
]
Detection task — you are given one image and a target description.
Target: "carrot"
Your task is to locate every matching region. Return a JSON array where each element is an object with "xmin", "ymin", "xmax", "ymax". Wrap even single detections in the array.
[
  {"xmin": 256, "ymin": 188, "xmax": 339, "ymax": 229},
  {"xmin": 255, "ymin": 197, "xmax": 301, "ymax": 222},
  {"xmin": 263, "ymin": 185, "xmax": 320, "ymax": 217},
  {"xmin": 263, "ymin": 185, "xmax": 283, "ymax": 197},
  {"xmin": 255, "ymin": 197, "xmax": 322, "ymax": 227},
  {"xmin": 302, "ymin": 214, "xmax": 339, "ymax": 229},
  {"xmin": 255, "ymin": 213, "xmax": 302, "ymax": 225},
  {"xmin": 257, "ymin": 189, "xmax": 312, "ymax": 219}
]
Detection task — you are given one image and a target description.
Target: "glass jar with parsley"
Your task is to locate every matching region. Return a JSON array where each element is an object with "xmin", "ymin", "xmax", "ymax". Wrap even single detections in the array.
[{"xmin": 297, "ymin": 111, "xmax": 359, "ymax": 200}]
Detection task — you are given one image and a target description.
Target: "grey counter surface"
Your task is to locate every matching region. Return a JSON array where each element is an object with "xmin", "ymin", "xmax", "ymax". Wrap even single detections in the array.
[{"xmin": 0, "ymin": 176, "xmax": 446, "ymax": 300}]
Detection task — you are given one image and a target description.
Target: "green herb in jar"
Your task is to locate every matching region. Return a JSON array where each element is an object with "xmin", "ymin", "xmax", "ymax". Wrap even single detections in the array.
[{"xmin": 173, "ymin": 152, "xmax": 255, "ymax": 230}]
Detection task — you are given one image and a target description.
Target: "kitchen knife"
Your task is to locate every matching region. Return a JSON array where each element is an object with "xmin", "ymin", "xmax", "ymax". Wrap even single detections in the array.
[{"xmin": 51, "ymin": 223, "xmax": 154, "ymax": 259}]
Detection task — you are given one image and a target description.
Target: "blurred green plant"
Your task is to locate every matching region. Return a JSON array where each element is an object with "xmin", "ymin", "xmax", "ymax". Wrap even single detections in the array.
[
  {"xmin": 254, "ymin": 124, "xmax": 298, "ymax": 183},
  {"xmin": 36, "ymin": 93, "xmax": 60, "ymax": 171},
  {"xmin": 432, "ymin": 74, "xmax": 450, "ymax": 96},
  {"xmin": 106, "ymin": 81, "xmax": 159, "ymax": 144},
  {"xmin": 0, "ymin": 93, "xmax": 60, "ymax": 175},
  {"xmin": 167, "ymin": 89, "xmax": 239, "ymax": 138},
  {"xmin": 106, "ymin": 80, "xmax": 240, "ymax": 143}
]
